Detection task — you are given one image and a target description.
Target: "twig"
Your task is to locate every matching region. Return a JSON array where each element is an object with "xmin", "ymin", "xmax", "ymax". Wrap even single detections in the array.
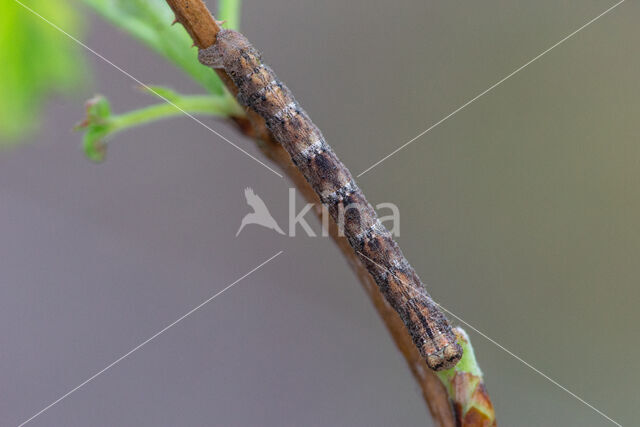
[{"xmin": 164, "ymin": 1, "xmax": 495, "ymax": 425}]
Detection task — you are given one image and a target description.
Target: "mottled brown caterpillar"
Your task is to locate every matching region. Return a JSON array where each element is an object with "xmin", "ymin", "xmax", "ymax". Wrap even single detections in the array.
[{"xmin": 199, "ymin": 30, "xmax": 462, "ymax": 370}]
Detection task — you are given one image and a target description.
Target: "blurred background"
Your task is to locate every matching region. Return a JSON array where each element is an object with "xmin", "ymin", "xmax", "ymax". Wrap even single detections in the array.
[{"xmin": 1, "ymin": 0, "xmax": 637, "ymax": 425}]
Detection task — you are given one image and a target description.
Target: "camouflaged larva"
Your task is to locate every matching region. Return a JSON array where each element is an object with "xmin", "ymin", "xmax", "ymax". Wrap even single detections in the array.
[{"xmin": 198, "ymin": 29, "xmax": 462, "ymax": 371}]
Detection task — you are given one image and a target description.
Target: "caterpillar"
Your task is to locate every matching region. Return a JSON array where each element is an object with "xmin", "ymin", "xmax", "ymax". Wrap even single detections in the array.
[{"xmin": 198, "ymin": 29, "xmax": 462, "ymax": 371}]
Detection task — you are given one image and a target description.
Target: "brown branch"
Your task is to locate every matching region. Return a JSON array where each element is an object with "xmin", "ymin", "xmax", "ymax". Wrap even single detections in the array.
[
  {"xmin": 165, "ymin": 1, "xmax": 491, "ymax": 425},
  {"xmin": 167, "ymin": 0, "xmax": 218, "ymax": 48}
]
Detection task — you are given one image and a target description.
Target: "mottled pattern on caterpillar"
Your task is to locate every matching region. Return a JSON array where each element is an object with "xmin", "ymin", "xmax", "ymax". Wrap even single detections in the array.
[{"xmin": 199, "ymin": 29, "xmax": 462, "ymax": 370}]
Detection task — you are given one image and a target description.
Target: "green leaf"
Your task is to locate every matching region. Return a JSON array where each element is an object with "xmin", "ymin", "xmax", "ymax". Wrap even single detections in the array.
[
  {"xmin": 81, "ymin": 0, "xmax": 233, "ymax": 95},
  {"xmin": 218, "ymin": 0, "xmax": 241, "ymax": 30},
  {"xmin": 0, "ymin": 0, "xmax": 87, "ymax": 145}
]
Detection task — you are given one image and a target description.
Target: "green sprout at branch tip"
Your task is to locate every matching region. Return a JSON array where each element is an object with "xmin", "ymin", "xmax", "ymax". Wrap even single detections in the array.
[
  {"xmin": 76, "ymin": 89, "xmax": 244, "ymax": 163},
  {"xmin": 436, "ymin": 328, "xmax": 496, "ymax": 426}
]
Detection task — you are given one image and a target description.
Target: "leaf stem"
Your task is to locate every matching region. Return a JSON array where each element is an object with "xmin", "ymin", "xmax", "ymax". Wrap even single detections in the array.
[{"xmin": 109, "ymin": 94, "xmax": 242, "ymax": 132}]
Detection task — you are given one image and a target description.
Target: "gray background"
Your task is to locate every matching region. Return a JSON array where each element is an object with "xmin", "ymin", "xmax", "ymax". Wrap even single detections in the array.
[{"xmin": 1, "ymin": 0, "xmax": 638, "ymax": 425}]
